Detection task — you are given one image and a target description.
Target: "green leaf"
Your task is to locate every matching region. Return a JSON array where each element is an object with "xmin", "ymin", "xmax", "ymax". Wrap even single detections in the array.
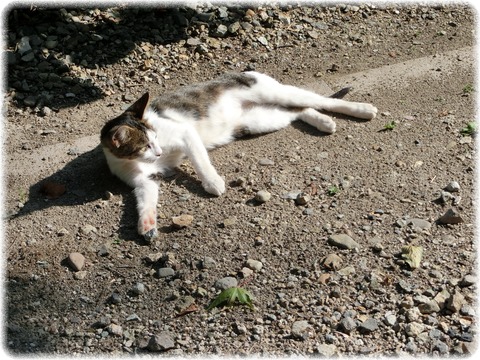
[
  {"xmin": 401, "ymin": 245, "xmax": 423, "ymax": 269},
  {"xmin": 206, "ymin": 287, "xmax": 254, "ymax": 311}
]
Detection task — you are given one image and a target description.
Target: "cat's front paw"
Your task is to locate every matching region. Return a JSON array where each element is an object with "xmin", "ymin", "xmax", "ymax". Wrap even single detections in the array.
[
  {"xmin": 203, "ymin": 175, "xmax": 225, "ymax": 196},
  {"xmin": 138, "ymin": 208, "xmax": 158, "ymax": 242}
]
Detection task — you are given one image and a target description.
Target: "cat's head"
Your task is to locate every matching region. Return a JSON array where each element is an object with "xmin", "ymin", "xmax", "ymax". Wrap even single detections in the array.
[{"xmin": 101, "ymin": 93, "xmax": 162, "ymax": 162}]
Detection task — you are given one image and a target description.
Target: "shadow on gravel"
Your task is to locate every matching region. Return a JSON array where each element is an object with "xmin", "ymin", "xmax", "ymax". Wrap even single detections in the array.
[
  {"xmin": 6, "ymin": 5, "xmax": 190, "ymax": 110},
  {"xmin": 11, "ymin": 145, "xmax": 226, "ymax": 244}
]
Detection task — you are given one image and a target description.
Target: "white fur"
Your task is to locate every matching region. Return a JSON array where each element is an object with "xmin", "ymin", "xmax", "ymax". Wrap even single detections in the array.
[{"xmin": 105, "ymin": 72, "xmax": 377, "ymax": 239}]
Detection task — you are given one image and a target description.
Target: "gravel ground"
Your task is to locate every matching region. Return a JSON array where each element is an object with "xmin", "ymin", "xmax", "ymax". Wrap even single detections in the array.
[{"xmin": 3, "ymin": 3, "xmax": 477, "ymax": 356}]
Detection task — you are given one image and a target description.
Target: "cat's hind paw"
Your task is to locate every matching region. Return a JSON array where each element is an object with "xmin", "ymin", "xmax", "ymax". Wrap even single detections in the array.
[
  {"xmin": 203, "ymin": 175, "xmax": 226, "ymax": 196},
  {"xmin": 356, "ymin": 103, "xmax": 378, "ymax": 120}
]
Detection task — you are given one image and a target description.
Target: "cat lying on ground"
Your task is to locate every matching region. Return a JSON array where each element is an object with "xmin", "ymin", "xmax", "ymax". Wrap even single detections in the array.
[{"xmin": 100, "ymin": 71, "xmax": 377, "ymax": 242}]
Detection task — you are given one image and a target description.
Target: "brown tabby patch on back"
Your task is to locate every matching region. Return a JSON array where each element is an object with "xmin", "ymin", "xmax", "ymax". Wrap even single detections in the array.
[{"xmin": 151, "ymin": 72, "xmax": 257, "ymax": 120}]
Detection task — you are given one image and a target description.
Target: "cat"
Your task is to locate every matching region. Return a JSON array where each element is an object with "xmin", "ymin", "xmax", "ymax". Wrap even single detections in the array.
[{"xmin": 100, "ymin": 71, "xmax": 377, "ymax": 242}]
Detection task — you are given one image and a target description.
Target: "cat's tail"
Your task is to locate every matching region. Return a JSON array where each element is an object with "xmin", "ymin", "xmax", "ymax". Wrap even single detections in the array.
[{"xmin": 329, "ymin": 87, "xmax": 352, "ymax": 99}]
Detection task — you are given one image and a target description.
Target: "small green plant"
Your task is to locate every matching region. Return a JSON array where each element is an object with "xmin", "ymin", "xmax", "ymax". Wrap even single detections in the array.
[
  {"xmin": 460, "ymin": 122, "xmax": 476, "ymax": 136},
  {"xmin": 207, "ymin": 287, "xmax": 254, "ymax": 311},
  {"xmin": 327, "ymin": 185, "xmax": 339, "ymax": 196},
  {"xmin": 383, "ymin": 121, "xmax": 396, "ymax": 131},
  {"xmin": 112, "ymin": 237, "xmax": 124, "ymax": 245},
  {"xmin": 18, "ymin": 188, "xmax": 28, "ymax": 203},
  {"xmin": 463, "ymin": 84, "xmax": 474, "ymax": 94}
]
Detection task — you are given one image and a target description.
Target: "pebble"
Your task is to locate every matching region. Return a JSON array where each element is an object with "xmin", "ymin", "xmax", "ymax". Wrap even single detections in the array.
[
  {"xmin": 438, "ymin": 208, "xmax": 464, "ymax": 224},
  {"xmin": 201, "ymin": 256, "xmax": 216, "ymax": 269},
  {"xmin": 338, "ymin": 317, "xmax": 357, "ymax": 333},
  {"xmin": 106, "ymin": 324, "xmax": 123, "ymax": 337},
  {"xmin": 315, "ymin": 344, "xmax": 338, "ymax": 356},
  {"xmin": 291, "ymin": 320, "xmax": 311, "ymax": 340},
  {"xmin": 328, "ymin": 234, "xmax": 360, "ymax": 250},
  {"xmin": 408, "ymin": 218, "xmax": 431, "ymax": 230},
  {"xmin": 295, "ymin": 192, "xmax": 311, "ymax": 205},
  {"xmin": 358, "ymin": 318, "xmax": 379, "ymax": 334},
  {"xmin": 67, "ymin": 252, "xmax": 85, "ymax": 271},
  {"xmin": 171, "ymin": 214, "xmax": 193, "ymax": 228},
  {"xmin": 158, "ymin": 267, "xmax": 175, "ymax": 278},
  {"xmin": 130, "ymin": 282, "xmax": 145, "ymax": 296},
  {"xmin": 405, "ymin": 322, "xmax": 424, "ymax": 337},
  {"xmin": 245, "ymin": 259, "xmax": 263, "ymax": 271},
  {"xmin": 214, "ymin": 276, "xmax": 238, "ymax": 290},
  {"xmin": 445, "ymin": 181, "xmax": 460, "ymax": 192},
  {"xmin": 321, "ymin": 253, "xmax": 343, "ymax": 270},
  {"xmin": 447, "ymin": 291, "xmax": 465, "ymax": 312},
  {"xmin": 255, "ymin": 190, "xmax": 271, "ymax": 203},
  {"xmin": 258, "ymin": 158, "xmax": 275, "ymax": 166},
  {"xmin": 147, "ymin": 332, "xmax": 176, "ymax": 351}
]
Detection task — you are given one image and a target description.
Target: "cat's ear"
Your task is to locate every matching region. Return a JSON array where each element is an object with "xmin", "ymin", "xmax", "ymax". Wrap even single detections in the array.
[
  {"xmin": 127, "ymin": 92, "xmax": 150, "ymax": 119},
  {"xmin": 111, "ymin": 125, "xmax": 131, "ymax": 148}
]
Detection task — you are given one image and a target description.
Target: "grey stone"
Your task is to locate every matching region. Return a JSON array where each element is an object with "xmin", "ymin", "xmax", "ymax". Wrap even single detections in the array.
[
  {"xmin": 245, "ymin": 259, "xmax": 263, "ymax": 271},
  {"xmin": 291, "ymin": 320, "xmax": 311, "ymax": 340},
  {"xmin": 214, "ymin": 276, "xmax": 238, "ymax": 290},
  {"xmin": 255, "ymin": 190, "xmax": 271, "ymax": 203},
  {"xmin": 358, "ymin": 318, "xmax": 379, "ymax": 333},
  {"xmin": 338, "ymin": 317, "xmax": 357, "ymax": 333},
  {"xmin": 147, "ymin": 332, "xmax": 175, "ymax": 351},
  {"xmin": 130, "ymin": 282, "xmax": 145, "ymax": 296},
  {"xmin": 438, "ymin": 208, "xmax": 464, "ymax": 224},
  {"xmin": 158, "ymin": 267, "xmax": 175, "ymax": 278},
  {"xmin": 316, "ymin": 343, "xmax": 338, "ymax": 356},
  {"xmin": 328, "ymin": 234, "xmax": 360, "ymax": 249}
]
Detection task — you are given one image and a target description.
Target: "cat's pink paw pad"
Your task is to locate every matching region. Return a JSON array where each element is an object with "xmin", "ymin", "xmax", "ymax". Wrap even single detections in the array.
[{"xmin": 138, "ymin": 209, "xmax": 157, "ymax": 240}]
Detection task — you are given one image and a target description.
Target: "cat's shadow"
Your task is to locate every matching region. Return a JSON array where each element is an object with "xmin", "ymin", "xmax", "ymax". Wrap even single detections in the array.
[{"xmin": 13, "ymin": 145, "xmax": 220, "ymax": 244}]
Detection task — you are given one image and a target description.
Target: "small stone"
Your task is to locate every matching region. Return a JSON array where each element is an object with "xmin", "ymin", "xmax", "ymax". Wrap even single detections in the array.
[
  {"xmin": 109, "ymin": 293, "xmax": 121, "ymax": 304},
  {"xmin": 291, "ymin": 320, "xmax": 311, "ymax": 340},
  {"xmin": 245, "ymin": 259, "xmax": 263, "ymax": 271},
  {"xmin": 460, "ymin": 274, "xmax": 476, "ymax": 287},
  {"xmin": 175, "ymin": 296, "xmax": 195, "ymax": 313},
  {"xmin": 405, "ymin": 322, "xmax": 425, "ymax": 337},
  {"xmin": 222, "ymin": 217, "xmax": 237, "ymax": 227},
  {"xmin": 73, "ymin": 270, "xmax": 87, "ymax": 280},
  {"xmin": 147, "ymin": 332, "xmax": 175, "ymax": 351},
  {"xmin": 445, "ymin": 181, "xmax": 460, "ymax": 192},
  {"xmin": 257, "ymin": 36, "xmax": 268, "ymax": 46},
  {"xmin": 328, "ymin": 234, "xmax": 360, "ymax": 250},
  {"xmin": 201, "ymin": 256, "xmax": 216, "ymax": 269},
  {"xmin": 79, "ymin": 224, "xmax": 97, "ymax": 235},
  {"xmin": 447, "ymin": 291, "xmax": 465, "ymax": 312},
  {"xmin": 107, "ymin": 324, "xmax": 123, "ymax": 337},
  {"xmin": 130, "ymin": 282, "xmax": 145, "ymax": 296},
  {"xmin": 316, "ymin": 344, "xmax": 338, "ymax": 356},
  {"xmin": 258, "ymin": 158, "xmax": 275, "ymax": 166},
  {"xmin": 214, "ymin": 276, "xmax": 238, "ymax": 290},
  {"xmin": 171, "ymin": 214, "xmax": 193, "ymax": 229},
  {"xmin": 321, "ymin": 253, "xmax": 343, "ymax": 270},
  {"xmin": 408, "ymin": 218, "xmax": 432, "ymax": 230},
  {"xmin": 358, "ymin": 318, "xmax": 379, "ymax": 334},
  {"xmin": 434, "ymin": 289, "xmax": 451, "ymax": 309},
  {"xmin": 57, "ymin": 228, "xmax": 69, "ymax": 236},
  {"xmin": 338, "ymin": 317, "xmax": 357, "ymax": 334},
  {"xmin": 418, "ymin": 300, "xmax": 441, "ymax": 314},
  {"xmin": 384, "ymin": 313, "xmax": 397, "ymax": 326},
  {"xmin": 337, "ymin": 265, "xmax": 355, "ymax": 276},
  {"xmin": 255, "ymin": 190, "xmax": 271, "ymax": 203},
  {"xmin": 295, "ymin": 192, "xmax": 311, "ymax": 205},
  {"xmin": 438, "ymin": 208, "xmax": 464, "ymax": 224},
  {"xmin": 67, "ymin": 252, "xmax": 85, "ymax": 271},
  {"xmin": 157, "ymin": 267, "xmax": 175, "ymax": 278}
]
